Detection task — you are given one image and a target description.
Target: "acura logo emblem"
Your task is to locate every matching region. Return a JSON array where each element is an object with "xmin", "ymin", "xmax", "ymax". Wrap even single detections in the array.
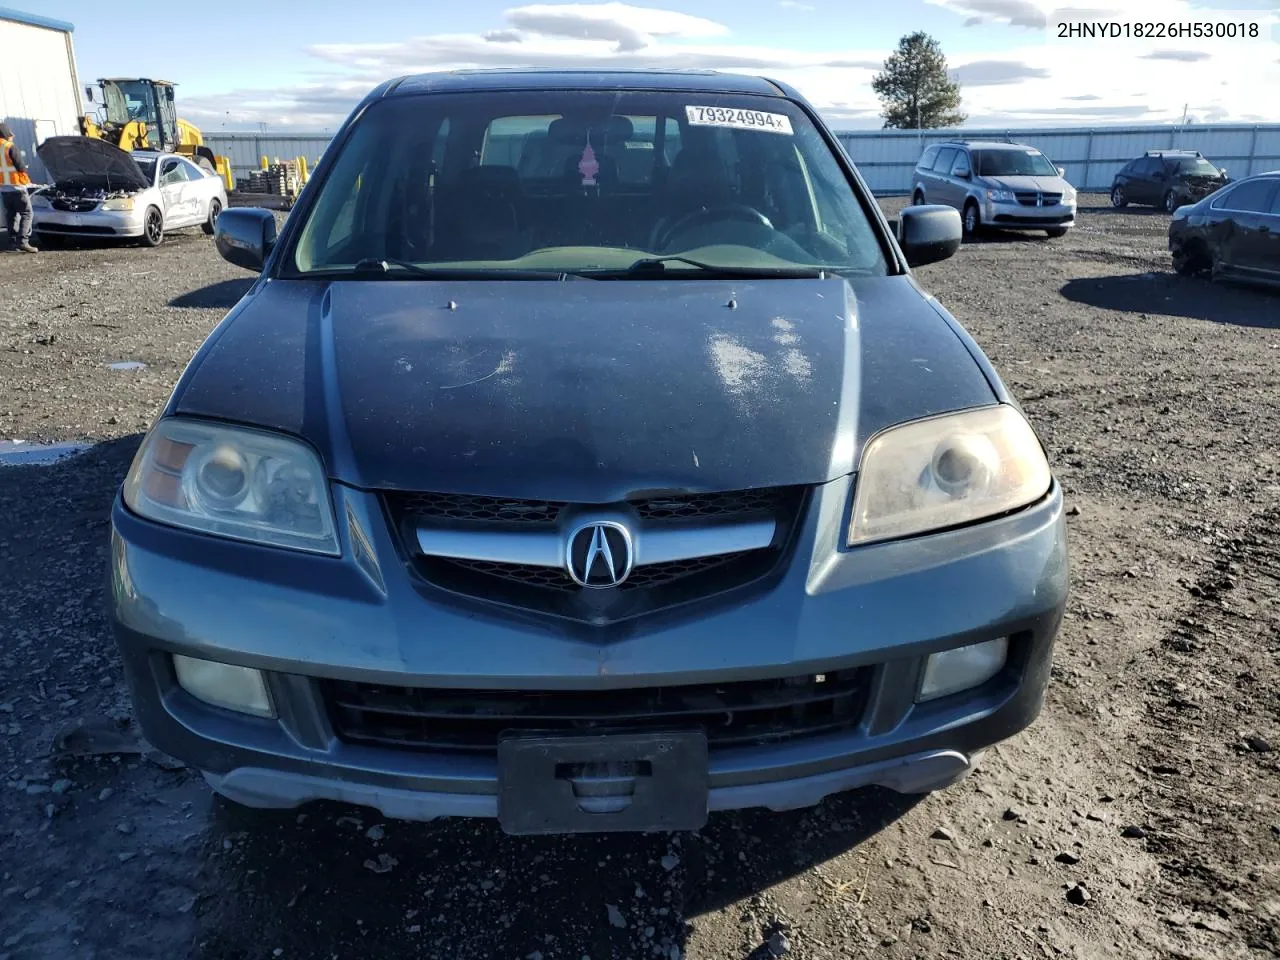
[{"xmin": 565, "ymin": 521, "xmax": 634, "ymax": 588}]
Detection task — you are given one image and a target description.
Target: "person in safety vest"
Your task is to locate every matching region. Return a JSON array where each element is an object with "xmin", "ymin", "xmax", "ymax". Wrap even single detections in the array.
[{"xmin": 0, "ymin": 123, "xmax": 37, "ymax": 253}]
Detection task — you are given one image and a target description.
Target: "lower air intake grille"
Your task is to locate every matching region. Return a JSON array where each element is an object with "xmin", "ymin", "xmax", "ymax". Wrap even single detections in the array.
[{"xmin": 325, "ymin": 669, "xmax": 871, "ymax": 753}]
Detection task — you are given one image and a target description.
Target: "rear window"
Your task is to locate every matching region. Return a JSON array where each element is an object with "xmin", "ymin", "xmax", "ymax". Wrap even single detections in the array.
[{"xmin": 289, "ymin": 89, "xmax": 888, "ymax": 279}]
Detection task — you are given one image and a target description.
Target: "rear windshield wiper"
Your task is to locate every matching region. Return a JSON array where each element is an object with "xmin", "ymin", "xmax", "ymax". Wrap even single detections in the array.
[
  {"xmin": 581, "ymin": 255, "xmax": 829, "ymax": 280},
  {"xmin": 350, "ymin": 258, "xmax": 570, "ymax": 280}
]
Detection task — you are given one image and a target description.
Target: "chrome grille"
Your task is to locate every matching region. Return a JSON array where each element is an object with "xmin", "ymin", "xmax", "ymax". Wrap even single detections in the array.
[
  {"xmin": 392, "ymin": 492, "xmax": 565, "ymax": 526},
  {"xmin": 388, "ymin": 487, "xmax": 795, "ymax": 528},
  {"xmin": 442, "ymin": 550, "xmax": 754, "ymax": 592},
  {"xmin": 385, "ymin": 486, "xmax": 808, "ymax": 624},
  {"xmin": 1015, "ymin": 192, "xmax": 1062, "ymax": 207}
]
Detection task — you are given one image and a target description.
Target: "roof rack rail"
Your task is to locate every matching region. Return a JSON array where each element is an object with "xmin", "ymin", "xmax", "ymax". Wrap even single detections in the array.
[
  {"xmin": 946, "ymin": 137, "xmax": 1022, "ymax": 146},
  {"xmin": 1144, "ymin": 149, "xmax": 1202, "ymax": 158}
]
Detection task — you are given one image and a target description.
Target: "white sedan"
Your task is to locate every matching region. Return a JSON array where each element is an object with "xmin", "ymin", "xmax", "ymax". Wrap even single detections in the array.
[{"xmin": 32, "ymin": 137, "xmax": 227, "ymax": 247}]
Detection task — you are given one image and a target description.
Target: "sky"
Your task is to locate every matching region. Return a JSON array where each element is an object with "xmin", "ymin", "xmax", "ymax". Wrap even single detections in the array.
[{"xmin": 48, "ymin": 0, "xmax": 1280, "ymax": 131}]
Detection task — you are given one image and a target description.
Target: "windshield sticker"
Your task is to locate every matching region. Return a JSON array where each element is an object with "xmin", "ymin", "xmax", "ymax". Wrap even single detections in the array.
[
  {"xmin": 578, "ymin": 142, "xmax": 599, "ymax": 186},
  {"xmin": 686, "ymin": 106, "xmax": 793, "ymax": 135}
]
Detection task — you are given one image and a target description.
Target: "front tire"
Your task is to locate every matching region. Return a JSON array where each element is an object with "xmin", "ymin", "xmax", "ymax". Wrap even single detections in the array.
[
  {"xmin": 203, "ymin": 198, "xmax": 222, "ymax": 236},
  {"xmin": 912, "ymin": 190, "xmax": 925, "ymax": 205},
  {"xmin": 140, "ymin": 206, "xmax": 164, "ymax": 247},
  {"xmin": 1172, "ymin": 240, "xmax": 1209, "ymax": 277},
  {"xmin": 962, "ymin": 201, "xmax": 981, "ymax": 239},
  {"xmin": 1045, "ymin": 226, "xmax": 1069, "ymax": 238},
  {"xmin": 1110, "ymin": 184, "xmax": 1127, "ymax": 208}
]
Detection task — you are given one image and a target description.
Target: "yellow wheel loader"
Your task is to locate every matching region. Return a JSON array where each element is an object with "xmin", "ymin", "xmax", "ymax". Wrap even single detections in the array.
[{"xmin": 79, "ymin": 78, "xmax": 233, "ymax": 190}]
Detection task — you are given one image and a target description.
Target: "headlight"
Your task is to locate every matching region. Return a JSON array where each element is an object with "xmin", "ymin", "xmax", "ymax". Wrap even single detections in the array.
[
  {"xmin": 123, "ymin": 418, "xmax": 339, "ymax": 554},
  {"xmin": 101, "ymin": 197, "xmax": 135, "ymax": 211},
  {"xmin": 1061, "ymin": 185, "xmax": 1077, "ymax": 203},
  {"xmin": 848, "ymin": 405, "xmax": 1051, "ymax": 545},
  {"xmin": 985, "ymin": 189, "xmax": 1015, "ymax": 202}
]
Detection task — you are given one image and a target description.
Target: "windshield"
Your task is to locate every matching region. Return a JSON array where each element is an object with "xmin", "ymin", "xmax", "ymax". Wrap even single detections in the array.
[
  {"xmin": 1175, "ymin": 157, "xmax": 1220, "ymax": 177},
  {"xmin": 104, "ymin": 81, "xmax": 158, "ymax": 125},
  {"xmin": 975, "ymin": 148, "xmax": 1058, "ymax": 178},
  {"xmin": 290, "ymin": 90, "xmax": 888, "ymax": 278},
  {"xmin": 134, "ymin": 158, "xmax": 156, "ymax": 182}
]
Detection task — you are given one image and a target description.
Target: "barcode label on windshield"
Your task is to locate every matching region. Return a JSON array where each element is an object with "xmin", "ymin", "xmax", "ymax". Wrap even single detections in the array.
[{"xmin": 685, "ymin": 106, "xmax": 793, "ymax": 135}]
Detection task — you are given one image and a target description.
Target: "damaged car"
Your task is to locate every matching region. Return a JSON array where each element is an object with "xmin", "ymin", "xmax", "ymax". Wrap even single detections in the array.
[
  {"xmin": 32, "ymin": 136, "xmax": 226, "ymax": 247},
  {"xmin": 1110, "ymin": 150, "xmax": 1231, "ymax": 213},
  {"xmin": 110, "ymin": 70, "xmax": 1068, "ymax": 835}
]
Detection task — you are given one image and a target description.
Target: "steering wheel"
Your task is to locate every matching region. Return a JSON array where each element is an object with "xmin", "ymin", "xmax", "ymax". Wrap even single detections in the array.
[{"xmin": 655, "ymin": 203, "xmax": 774, "ymax": 251}]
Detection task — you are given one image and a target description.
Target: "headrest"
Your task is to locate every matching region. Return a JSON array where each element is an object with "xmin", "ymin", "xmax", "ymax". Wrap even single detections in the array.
[
  {"xmin": 547, "ymin": 118, "xmax": 587, "ymax": 145},
  {"xmin": 600, "ymin": 115, "xmax": 633, "ymax": 143}
]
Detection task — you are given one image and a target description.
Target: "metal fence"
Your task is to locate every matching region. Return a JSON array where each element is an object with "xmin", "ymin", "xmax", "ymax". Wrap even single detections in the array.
[
  {"xmin": 836, "ymin": 123, "xmax": 1280, "ymax": 195},
  {"xmin": 207, "ymin": 122, "xmax": 1280, "ymax": 196},
  {"xmin": 204, "ymin": 133, "xmax": 336, "ymax": 184}
]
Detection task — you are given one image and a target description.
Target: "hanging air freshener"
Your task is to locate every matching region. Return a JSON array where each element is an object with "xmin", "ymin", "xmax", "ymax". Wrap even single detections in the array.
[{"xmin": 578, "ymin": 138, "xmax": 600, "ymax": 186}]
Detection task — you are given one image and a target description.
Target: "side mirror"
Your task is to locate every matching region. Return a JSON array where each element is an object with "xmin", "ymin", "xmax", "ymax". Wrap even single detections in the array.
[
  {"xmin": 214, "ymin": 208, "xmax": 278, "ymax": 272},
  {"xmin": 85, "ymin": 86, "xmax": 95, "ymax": 103},
  {"xmin": 956, "ymin": 169, "xmax": 971, "ymax": 180},
  {"xmin": 1219, "ymin": 168, "xmax": 1228, "ymax": 177},
  {"xmin": 1056, "ymin": 166, "xmax": 1066, "ymax": 178},
  {"xmin": 165, "ymin": 87, "xmax": 176, "ymax": 102},
  {"xmin": 898, "ymin": 204, "xmax": 962, "ymax": 268}
]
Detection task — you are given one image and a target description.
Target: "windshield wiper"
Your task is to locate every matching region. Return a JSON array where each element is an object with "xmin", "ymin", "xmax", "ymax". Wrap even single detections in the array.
[
  {"xmin": 350, "ymin": 259, "xmax": 569, "ymax": 280},
  {"xmin": 581, "ymin": 255, "xmax": 829, "ymax": 280}
]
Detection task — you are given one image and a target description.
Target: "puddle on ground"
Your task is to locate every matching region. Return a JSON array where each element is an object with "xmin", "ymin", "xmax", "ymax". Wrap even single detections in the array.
[
  {"xmin": 108, "ymin": 361, "xmax": 146, "ymax": 371},
  {"xmin": 0, "ymin": 439, "xmax": 92, "ymax": 466}
]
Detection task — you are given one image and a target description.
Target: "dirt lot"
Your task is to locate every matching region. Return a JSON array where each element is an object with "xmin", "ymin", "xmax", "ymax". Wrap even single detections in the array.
[{"xmin": 1, "ymin": 198, "xmax": 1277, "ymax": 960}]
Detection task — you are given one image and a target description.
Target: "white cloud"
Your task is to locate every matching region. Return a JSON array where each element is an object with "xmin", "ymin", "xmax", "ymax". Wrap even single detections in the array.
[
  {"xmin": 505, "ymin": 3, "xmax": 727, "ymax": 51},
  {"xmin": 184, "ymin": 0, "xmax": 1280, "ymax": 132}
]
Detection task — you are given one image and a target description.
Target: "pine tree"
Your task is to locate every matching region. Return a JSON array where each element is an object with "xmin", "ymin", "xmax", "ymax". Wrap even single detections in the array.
[{"xmin": 872, "ymin": 32, "xmax": 966, "ymax": 130}]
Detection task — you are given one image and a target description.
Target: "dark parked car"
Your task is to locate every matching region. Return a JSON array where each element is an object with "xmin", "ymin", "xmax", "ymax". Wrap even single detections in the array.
[
  {"xmin": 1168, "ymin": 171, "xmax": 1280, "ymax": 284},
  {"xmin": 110, "ymin": 70, "xmax": 1067, "ymax": 835},
  {"xmin": 1111, "ymin": 150, "xmax": 1230, "ymax": 213}
]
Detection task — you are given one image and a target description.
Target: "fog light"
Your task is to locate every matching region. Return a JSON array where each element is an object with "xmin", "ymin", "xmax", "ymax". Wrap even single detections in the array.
[
  {"xmin": 917, "ymin": 637, "xmax": 1009, "ymax": 702},
  {"xmin": 173, "ymin": 655, "xmax": 274, "ymax": 717}
]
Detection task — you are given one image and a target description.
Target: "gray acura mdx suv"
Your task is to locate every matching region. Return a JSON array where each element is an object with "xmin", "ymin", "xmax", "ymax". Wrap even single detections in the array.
[
  {"xmin": 110, "ymin": 70, "xmax": 1067, "ymax": 835},
  {"xmin": 912, "ymin": 139, "xmax": 1077, "ymax": 239}
]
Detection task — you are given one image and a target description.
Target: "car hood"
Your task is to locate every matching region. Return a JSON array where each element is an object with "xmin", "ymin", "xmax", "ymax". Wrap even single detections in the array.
[
  {"xmin": 36, "ymin": 136, "xmax": 149, "ymax": 191},
  {"xmin": 173, "ymin": 276, "xmax": 997, "ymax": 499},
  {"xmin": 980, "ymin": 175, "xmax": 1068, "ymax": 193}
]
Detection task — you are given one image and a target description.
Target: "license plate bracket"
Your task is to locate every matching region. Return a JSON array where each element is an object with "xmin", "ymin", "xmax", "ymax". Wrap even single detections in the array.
[{"xmin": 497, "ymin": 730, "xmax": 709, "ymax": 835}]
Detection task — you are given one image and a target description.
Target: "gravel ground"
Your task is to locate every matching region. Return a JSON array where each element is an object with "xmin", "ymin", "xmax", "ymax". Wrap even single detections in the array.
[{"xmin": 1, "ymin": 199, "xmax": 1278, "ymax": 960}]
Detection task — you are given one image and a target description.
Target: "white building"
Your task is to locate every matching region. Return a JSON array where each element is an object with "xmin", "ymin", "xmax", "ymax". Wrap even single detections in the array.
[{"xmin": 0, "ymin": 8, "xmax": 80, "ymax": 183}]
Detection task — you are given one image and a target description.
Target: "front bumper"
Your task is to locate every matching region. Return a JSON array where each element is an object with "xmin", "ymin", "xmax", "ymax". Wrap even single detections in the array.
[
  {"xmin": 33, "ymin": 206, "xmax": 146, "ymax": 237},
  {"xmin": 983, "ymin": 198, "xmax": 1076, "ymax": 229},
  {"xmin": 110, "ymin": 474, "xmax": 1068, "ymax": 826}
]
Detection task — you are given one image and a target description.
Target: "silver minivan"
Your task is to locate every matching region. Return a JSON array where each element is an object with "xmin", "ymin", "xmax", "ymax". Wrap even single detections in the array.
[{"xmin": 911, "ymin": 139, "xmax": 1077, "ymax": 239}]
